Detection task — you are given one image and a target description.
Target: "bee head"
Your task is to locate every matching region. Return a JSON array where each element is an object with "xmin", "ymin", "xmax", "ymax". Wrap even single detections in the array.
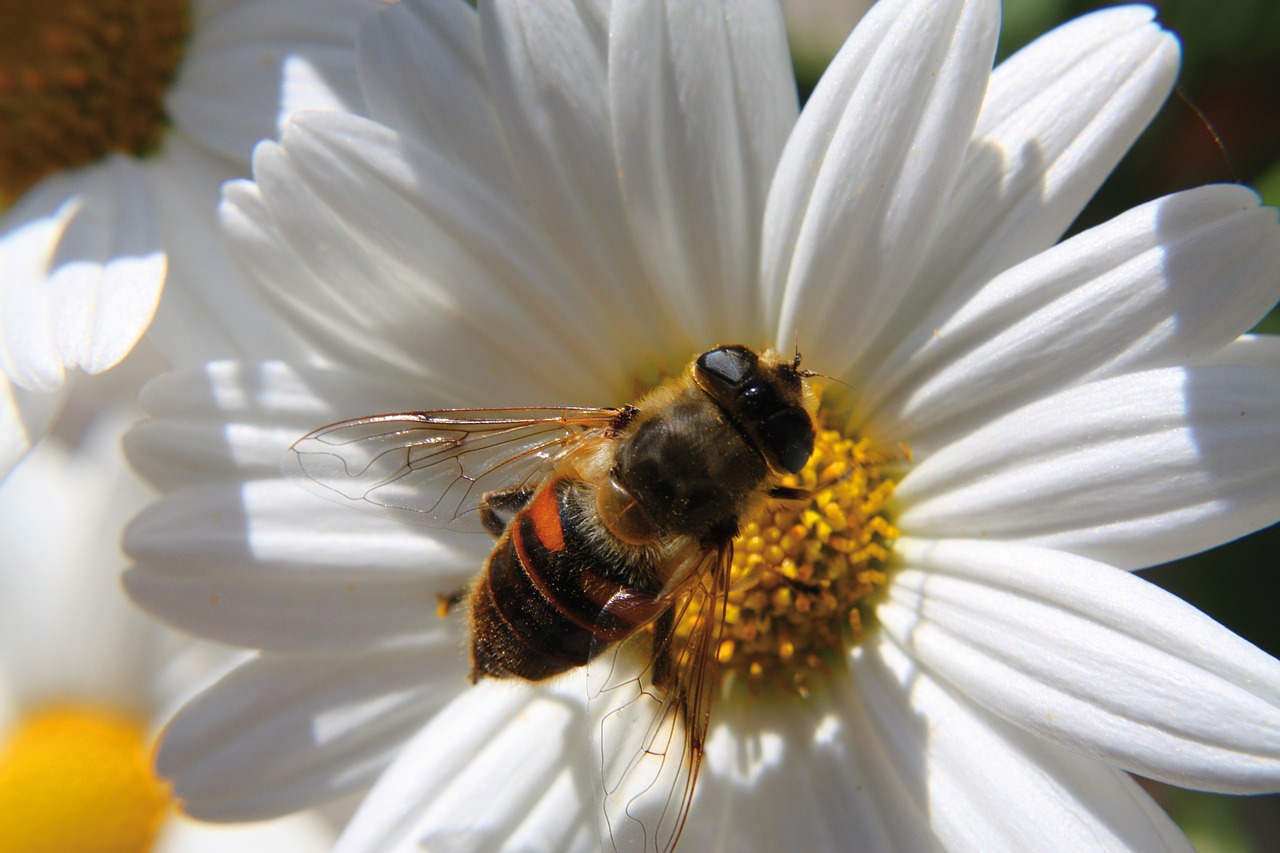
[{"xmin": 694, "ymin": 345, "xmax": 816, "ymax": 475}]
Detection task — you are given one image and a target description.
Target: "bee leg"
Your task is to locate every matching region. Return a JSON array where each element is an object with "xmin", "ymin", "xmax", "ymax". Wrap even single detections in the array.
[
  {"xmin": 478, "ymin": 487, "xmax": 535, "ymax": 538},
  {"xmin": 778, "ymin": 575, "xmax": 824, "ymax": 595},
  {"xmin": 767, "ymin": 485, "xmax": 811, "ymax": 502},
  {"xmin": 435, "ymin": 587, "xmax": 467, "ymax": 617},
  {"xmin": 649, "ymin": 608, "xmax": 676, "ymax": 692}
]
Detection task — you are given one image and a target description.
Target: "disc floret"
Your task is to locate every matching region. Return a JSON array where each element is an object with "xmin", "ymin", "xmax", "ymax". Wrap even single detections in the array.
[{"xmin": 719, "ymin": 427, "xmax": 900, "ymax": 695}]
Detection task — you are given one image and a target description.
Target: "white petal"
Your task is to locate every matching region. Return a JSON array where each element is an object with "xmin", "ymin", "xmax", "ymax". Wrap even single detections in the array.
[
  {"xmin": 144, "ymin": 134, "xmax": 312, "ymax": 366},
  {"xmin": 356, "ymin": 0, "xmax": 518, "ymax": 207},
  {"xmin": 862, "ymin": 185, "xmax": 1280, "ymax": 447},
  {"xmin": 155, "ymin": 811, "xmax": 336, "ymax": 853},
  {"xmin": 852, "ymin": 633, "xmax": 1194, "ymax": 851},
  {"xmin": 898, "ymin": 6, "xmax": 1180, "ymax": 326},
  {"xmin": 609, "ymin": 0, "xmax": 796, "ymax": 344},
  {"xmin": 124, "ymin": 360, "xmax": 422, "ymax": 490},
  {"xmin": 0, "ymin": 157, "xmax": 165, "ymax": 391},
  {"xmin": 171, "ymin": 0, "xmax": 378, "ymax": 161},
  {"xmin": 0, "ymin": 187, "xmax": 67, "ymax": 389},
  {"xmin": 124, "ymin": 479, "xmax": 482, "ymax": 651},
  {"xmin": 0, "ymin": 373, "xmax": 63, "ymax": 479},
  {"xmin": 1204, "ymin": 333, "xmax": 1280, "ymax": 370},
  {"xmin": 158, "ymin": 645, "xmax": 464, "ymax": 820},
  {"xmin": 336, "ymin": 678, "xmax": 594, "ymax": 853},
  {"xmin": 763, "ymin": 0, "xmax": 999, "ymax": 374},
  {"xmin": 230, "ymin": 114, "xmax": 623, "ymax": 403},
  {"xmin": 882, "ymin": 538, "xmax": 1280, "ymax": 793},
  {"xmin": 681, "ymin": 682, "xmax": 941, "ymax": 853},
  {"xmin": 480, "ymin": 0, "xmax": 689, "ymax": 367},
  {"xmin": 895, "ymin": 364, "xmax": 1280, "ymax": 568},
  {"xmin": 1, "ymin": 417, "xmax": 154, "ymax": 710},
  {"xmin": 356, "ymin": 0, "xmax": 644, "ymax": 395}
]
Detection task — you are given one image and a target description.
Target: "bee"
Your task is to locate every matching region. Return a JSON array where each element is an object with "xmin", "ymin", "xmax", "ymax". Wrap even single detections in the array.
[{"xmin": 288, "ymin": 345, "xmax": 818, "ymax": 852}]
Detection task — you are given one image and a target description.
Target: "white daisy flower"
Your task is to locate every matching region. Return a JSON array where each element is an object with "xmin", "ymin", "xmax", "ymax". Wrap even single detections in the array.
[
  {"xmin": 0, "ymin": 414, "xmax": 339, "ymax": 852},
  {"xmin": 123, "ymin": 0, "xmax": 1280, "ymax": 850},
  {"xmin": 0, "ymin": 0, "xmax": 385, "ymax": 476}
]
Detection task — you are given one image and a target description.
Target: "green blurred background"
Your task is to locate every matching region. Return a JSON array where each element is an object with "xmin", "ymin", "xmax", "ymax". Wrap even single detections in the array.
[{"xmin": 783, "ymin": 1, "xmax": 1280, "ymax": 850}]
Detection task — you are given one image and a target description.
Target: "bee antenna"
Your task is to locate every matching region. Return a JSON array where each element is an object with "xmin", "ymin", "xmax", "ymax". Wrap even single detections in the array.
[
  {"xmin": 784, "ymin": 334, "xmax": 851, "ymax": 390},
  {"xmin": 805, "ymin": 369, "xmax": 855, "ymax": 391}
]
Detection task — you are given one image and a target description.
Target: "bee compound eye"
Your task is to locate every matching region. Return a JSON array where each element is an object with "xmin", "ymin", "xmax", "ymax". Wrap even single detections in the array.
[
  {"xmin": 762, "ymin": 409, "xmax": 815, "ymax": 474},
  {"xmin": 697, "ymin": 346, "xmax": 756, "ymax": 387}
]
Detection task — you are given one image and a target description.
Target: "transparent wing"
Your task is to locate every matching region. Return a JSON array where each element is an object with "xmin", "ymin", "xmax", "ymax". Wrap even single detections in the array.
[
  {"xmin": 286, "ymin": 407, "xmax": 621, "ymax": 533},
  {"xmin": 588, "ymin": 544, "xmax": 731, "ymax": 853}
]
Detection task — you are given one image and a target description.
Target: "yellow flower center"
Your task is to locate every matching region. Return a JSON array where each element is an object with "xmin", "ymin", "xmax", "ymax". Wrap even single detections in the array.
[
  {"xmin": 0, "ymin": 705, "xmax": 171, "ymax": 852},
  {"xmin": 706, "ymin": 425, "xmax": 900, "ymax": 696},
  {"xmin": 0, "ymin": 0, "xmax": 190, "ymax": 207}
]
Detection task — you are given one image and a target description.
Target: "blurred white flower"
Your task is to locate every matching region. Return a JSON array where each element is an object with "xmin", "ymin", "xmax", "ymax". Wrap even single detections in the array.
[
  {"xmin": 0, "ymin": 412, "xmax": 339, "ymax": 851},
  {"xmin": 123, "ymin": 0, "xmax": 1280, "ymax": 851},
  {"xmin": 0, "ymin": 0, "xmax": 385, "ymax": 477}
]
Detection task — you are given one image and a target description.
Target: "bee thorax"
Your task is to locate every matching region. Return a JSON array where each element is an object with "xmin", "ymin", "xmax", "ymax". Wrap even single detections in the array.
[{"xmin": 612, "ymin": 395, "xmax": 766, "ymax": 540}]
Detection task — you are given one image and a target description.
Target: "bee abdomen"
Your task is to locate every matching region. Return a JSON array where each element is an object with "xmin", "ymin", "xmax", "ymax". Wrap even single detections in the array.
[
  {"xmin": 469, "ymin": 554, "xmax": 588, "ymax": 681},
  {"xmin": 470, "ymin": 479, "xmax": 660, "ymax": 682}
]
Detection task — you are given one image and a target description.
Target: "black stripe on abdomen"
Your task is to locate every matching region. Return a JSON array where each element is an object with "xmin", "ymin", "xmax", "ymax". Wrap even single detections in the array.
[
  {"xmin": 482, "ymin": 531, "xmax": 594, "ymax": 679},
  {"xmin": 474, "ymin": 479, "xmax": 661, "ymax": 681}
]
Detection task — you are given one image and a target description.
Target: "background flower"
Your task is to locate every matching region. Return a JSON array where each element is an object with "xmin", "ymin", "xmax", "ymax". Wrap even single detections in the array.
[
  {"xmin": 0, "ymin": 406, "xmax": 341, "ymax": 852},
  {"xmin": 0, "ymin": 1, "xmax": 388, "ymax": 842},
  {"xmin": 0, "ymin": 0, "xmax": 383, "ymax": 477}
]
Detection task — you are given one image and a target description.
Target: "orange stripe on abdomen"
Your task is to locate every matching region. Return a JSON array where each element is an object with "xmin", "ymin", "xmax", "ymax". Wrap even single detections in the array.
[{"xmin": 527, "ymin": 482, "xmax": 566, "ymax": 552}]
